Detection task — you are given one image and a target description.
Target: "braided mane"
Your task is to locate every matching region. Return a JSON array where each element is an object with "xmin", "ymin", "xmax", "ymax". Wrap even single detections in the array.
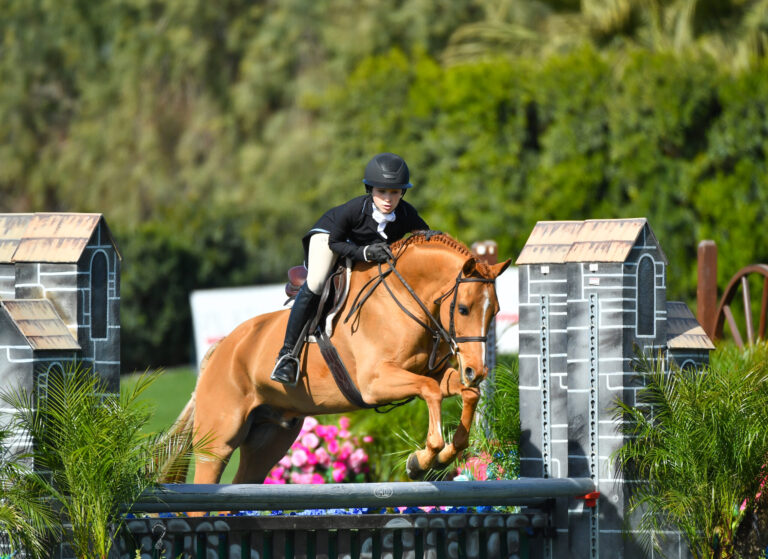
[{"xmin": 390, "ymin": 231, "xmax": 491, "ymax": 277}]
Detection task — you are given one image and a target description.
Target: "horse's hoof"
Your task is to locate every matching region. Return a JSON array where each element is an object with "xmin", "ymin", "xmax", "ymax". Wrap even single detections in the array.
[{"xmin": 406, "ymin": 454, "xmax": 425, "ymax": 480}]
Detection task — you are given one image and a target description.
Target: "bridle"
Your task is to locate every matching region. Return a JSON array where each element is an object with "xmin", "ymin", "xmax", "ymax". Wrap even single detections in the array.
[{"xmin": 344, "ymin": 252, "xmax": 496, "ymax": 382}]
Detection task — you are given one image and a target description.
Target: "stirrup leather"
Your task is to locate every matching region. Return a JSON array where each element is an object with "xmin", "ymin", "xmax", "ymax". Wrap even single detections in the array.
[{"xmin": 270, "ymin": 353, "xmax": 301, "ymax": 386}]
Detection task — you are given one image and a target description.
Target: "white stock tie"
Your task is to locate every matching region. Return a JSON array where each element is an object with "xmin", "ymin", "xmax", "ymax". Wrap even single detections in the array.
[{"xmin": 371, "ymin": 205, "xmax": 396, "ymax": 239}]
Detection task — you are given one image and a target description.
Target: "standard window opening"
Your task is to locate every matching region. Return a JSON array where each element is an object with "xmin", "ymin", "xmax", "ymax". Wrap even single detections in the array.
[
  {"xmin": 637, "ymin": 256, "xmax": 655, "ymax": 336},
  {"xmin": 91, "ymin": 252, "xmax": 108, "ymax": 339}
]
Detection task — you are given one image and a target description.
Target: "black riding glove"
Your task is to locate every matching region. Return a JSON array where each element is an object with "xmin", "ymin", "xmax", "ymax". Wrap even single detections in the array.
[
  {"xmin": 422, "ymin": 230, "xmax": 443, "ymax": 240},
  {"xmin": 361, "ymin": 242, "xmax": 392, "ymax": 263}
]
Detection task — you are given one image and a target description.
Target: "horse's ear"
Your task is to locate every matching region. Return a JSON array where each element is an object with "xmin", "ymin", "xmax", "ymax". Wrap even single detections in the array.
[
  {"xmin": 488, "ymin": 259, "xmax": 512, "ymax": 280},
  {"xmin": 462, "ymin": 257, "xmax": 477, "ymax": 277}
]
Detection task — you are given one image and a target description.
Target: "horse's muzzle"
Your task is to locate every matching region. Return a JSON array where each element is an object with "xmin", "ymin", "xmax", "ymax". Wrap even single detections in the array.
[{"xmin": 457, "ymin": 354, "xmax": 484, "ymax": 386}]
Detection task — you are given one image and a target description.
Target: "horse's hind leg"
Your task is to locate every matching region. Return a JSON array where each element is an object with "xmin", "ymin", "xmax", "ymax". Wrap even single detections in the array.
[
  {"xmin": 193, "ymin": 437, "xmax": 236, "ymax": 485},
  {"xmin": 234, "ymin": 418, "xmax": 303, "ymax": 484},
  {"xmin": 192, "ymin": 401, "xmax": 251, "ymax": 484}
]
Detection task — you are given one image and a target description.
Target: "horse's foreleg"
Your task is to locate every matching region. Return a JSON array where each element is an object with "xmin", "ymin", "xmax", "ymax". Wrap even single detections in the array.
[
  {"xmin": 366, "ymin": 365, "xmax": 446, "ymax": 479},
  {"xmin": 434, "ymin": 384, "xmax": 481, "ymax": 468},
  {"xmin": 405, "ymin": 379, "xmax": 445, "ymax": 479}
]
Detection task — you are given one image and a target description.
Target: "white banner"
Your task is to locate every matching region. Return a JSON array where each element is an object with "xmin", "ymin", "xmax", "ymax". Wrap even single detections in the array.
[
  {"xmin": 190, "ymin": 285, "xmax": 288, "ymax": 370},
  {"xmin": 494, "ymin": 267, "xmax": 519, "ymax": 355}
]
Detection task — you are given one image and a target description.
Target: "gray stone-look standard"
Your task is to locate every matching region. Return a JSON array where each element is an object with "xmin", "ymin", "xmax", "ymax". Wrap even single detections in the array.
[
  {"xmin": 517, "ymin": 219, "xmax": 713, "ymax": 559},
  {"xmin": 0, "ymin": 213, "xmax": 121, "ymax": 471}
]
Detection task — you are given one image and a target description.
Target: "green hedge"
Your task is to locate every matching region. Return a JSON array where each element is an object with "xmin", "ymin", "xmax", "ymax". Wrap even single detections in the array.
[
  {"xmin": 321, "ymin": 46, "xmax": 768, "ymax": 303},
  {"xmin": 111, "ymin": 47, "xmax": 768, "ymax": 370}
]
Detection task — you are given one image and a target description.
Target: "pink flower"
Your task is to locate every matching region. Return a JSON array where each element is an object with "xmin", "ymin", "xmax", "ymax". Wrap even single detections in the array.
[
  {"xmin": 271, "ymin": 466, "xmax": 285, "ymax": 479},
  {"xmin": 315, "ymin": 447, "xmax": 331, "ymax": 467},
  {"xmin": 339, "ymin": 441, "xmax": 355, "ymax": 460},
  {"xmin": 302, "ymin": 416, "xmax": 319, "ymax": 433},
  {"xmin": 363, "ymin": 435, "xmax": 373, "ymax": 443},
  {"xmin": 332, "ymin": 460, "xmax": 348, "ymax": 482},
  {"xmin": 264, "ymin": 476, "xmax": 285, "ymax": 484},
  {"xmin": 311, "ymin": 473, "xmax": 325, "ymax": 484},
  {"xmin": 315, "ymin": 425, "xmax": 327, "ymax": 438},
  {"xmin": 301, "ymin": 432, "xmax": 320, "ymax": 449},
  {"xmin": 340, "ymin": 429, "xmax": 351, "ymax": 439},
  {"xmin": 327, "ymin": 439, "xmax": 339, "ymax": 455},
  {"xmin": 279, "ymin": 455, "xmax": 292, "ymax": 468},
  {"xmin": 291, "ymin": 448, "xmax": 308, "ymax": 467},
  {"xmin": 324, "ymin": 425, "xmax": 339, "ymax": 440},
  {"xmin": 462, "ymin": 454, "xmax": 491, "ymax": 481},
  {"xmin": 349, "ymin": 448, "xmax": 368, "ymax": 473},
  {"xmin": 306, "ymin": 451, "xmax": 318, "ymax": 466},
  {"xmin": 339, "ymin": 416, "xmax": 351, "ymax": 430},
  {"xmin": 290, "ymin": 472, "xmax": 302, "ymax": 484},
  {"xmin": 301, "ymin": 464, "xmax": 315, "ymax": 474}
]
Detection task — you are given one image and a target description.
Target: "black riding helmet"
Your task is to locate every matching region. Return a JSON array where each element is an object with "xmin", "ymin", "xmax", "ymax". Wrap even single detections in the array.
[{"xmin": 362, "ymin": 153, "xmax": 412, "ymax": 194}]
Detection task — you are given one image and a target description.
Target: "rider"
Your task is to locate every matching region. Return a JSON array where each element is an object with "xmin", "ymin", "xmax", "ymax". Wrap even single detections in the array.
[{"xmin": 270, "ymin": 152, "xmax": 431, "ymax": 385}]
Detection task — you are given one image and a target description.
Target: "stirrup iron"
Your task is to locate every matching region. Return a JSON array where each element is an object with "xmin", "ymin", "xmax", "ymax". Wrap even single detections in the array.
[{"xmin": 270, "ymin": 353, "xmax": 301, "ymax": 386}]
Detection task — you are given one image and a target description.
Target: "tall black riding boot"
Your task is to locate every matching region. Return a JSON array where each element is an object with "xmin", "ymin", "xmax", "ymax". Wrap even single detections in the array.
[{"xmin": 270, "ymin": 283, "xmax": 320, "ymax": 384}]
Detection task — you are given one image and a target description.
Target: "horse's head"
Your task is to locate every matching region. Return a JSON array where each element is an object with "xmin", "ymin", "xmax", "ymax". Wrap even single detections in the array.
[
  {"xmin": 390, "ymin": 232, "xmax": 511, "ymax": 386},
  {"xmin": 437, "ymin": 254, "xmax": 510, "ymax": 386}
]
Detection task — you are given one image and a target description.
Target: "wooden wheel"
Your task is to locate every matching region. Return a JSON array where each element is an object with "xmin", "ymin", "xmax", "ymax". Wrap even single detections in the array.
[{"xmin": 713, "ymin": 264, "xmax": 768, "ymax": 348}]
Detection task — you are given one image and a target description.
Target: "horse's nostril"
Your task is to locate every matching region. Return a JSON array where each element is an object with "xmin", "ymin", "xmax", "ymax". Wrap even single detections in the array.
[{"xmin": 464, "ymin": 367, "xmax": 475, "ymax": 381}]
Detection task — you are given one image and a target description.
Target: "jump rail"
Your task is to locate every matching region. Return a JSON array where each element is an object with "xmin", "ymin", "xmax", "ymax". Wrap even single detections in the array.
[
  {"xmin": 132, "ymin": 478, "xmax": 596, "ymax": 513},
  {"xmin": 120, "ymin": 479, "xmax": 596, "ymax": 559}
]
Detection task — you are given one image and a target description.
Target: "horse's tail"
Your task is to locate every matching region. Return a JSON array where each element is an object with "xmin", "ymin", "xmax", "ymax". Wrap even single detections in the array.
[
  {"xmin": 156, "ymin": 392, "xmax": 196, "ymax": 483},
  {"xmin": 157, "ymin": 341, "xmax": 220, "ymax": 483}
]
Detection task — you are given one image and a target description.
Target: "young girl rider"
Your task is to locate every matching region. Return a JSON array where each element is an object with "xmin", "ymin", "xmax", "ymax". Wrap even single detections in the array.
[{"xmin": 271, "ymin": 152, "xmax": 431, "ymax": 384}]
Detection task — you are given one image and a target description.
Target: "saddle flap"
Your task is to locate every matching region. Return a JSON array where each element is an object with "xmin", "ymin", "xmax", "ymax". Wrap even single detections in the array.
[
  {"xmin": 283, "ymin": 261, "xmax": 351, "ymax": 338},
  {"xmin": 310, "ymin": 261, "xmax": 350, "ymax": 336}
]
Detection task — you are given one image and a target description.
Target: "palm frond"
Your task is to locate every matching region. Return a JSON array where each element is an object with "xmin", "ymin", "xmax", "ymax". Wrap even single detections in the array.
[
  {"xmin": 1, "ymin": 362, "xmax": 211, "ymax": 559},
  {"xmin": 614, "ymin": 343, "xmax": 768, "ymax": 557}
]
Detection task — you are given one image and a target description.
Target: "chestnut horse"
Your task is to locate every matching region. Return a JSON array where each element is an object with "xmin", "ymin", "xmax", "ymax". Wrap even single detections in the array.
[{"xmin": 170, "ymin": 232, "xmax": 510, "ymax": 485}]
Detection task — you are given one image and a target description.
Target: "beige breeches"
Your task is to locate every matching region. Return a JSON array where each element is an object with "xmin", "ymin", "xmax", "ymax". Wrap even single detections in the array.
[{"xmin": 306, "ymin": 233, "xmax": 338, "ymax": 295}]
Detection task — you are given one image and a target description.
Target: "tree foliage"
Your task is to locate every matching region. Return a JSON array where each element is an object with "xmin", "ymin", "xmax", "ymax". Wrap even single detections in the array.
[{"xmin": 1, "ymin": 1, "xmax": 766, "ymax": 369}]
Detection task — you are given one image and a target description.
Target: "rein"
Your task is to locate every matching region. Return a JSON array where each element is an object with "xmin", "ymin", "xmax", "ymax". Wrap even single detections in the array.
[{"xmin": 344, "ymin": 250, "xmax": 495, "ymax": 375}]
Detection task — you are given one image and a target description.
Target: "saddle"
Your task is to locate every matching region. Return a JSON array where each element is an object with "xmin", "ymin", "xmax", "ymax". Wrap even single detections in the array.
[
  {"xmin": 284, "ymin": 262, "xmax": 349, "ymax": 339},
  {"xmin": 282, "ymin": 261, "xmax": 379, "ymax": 409}
]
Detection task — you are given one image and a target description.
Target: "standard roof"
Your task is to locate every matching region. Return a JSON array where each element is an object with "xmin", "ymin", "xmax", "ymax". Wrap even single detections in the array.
[
  {"xmin": 0, "ymin": 214, "xmax": 33, "ymax": 262},
  {"xmin": 515, "ymin": 221, "xmax": 583, "ymax": 264},
  {"xmin": 666, "ymin": 301, "xmax": 715, "ymax": 350},
  {"xmin": 0, "ymin": 299, "xmax": 80, "ymax": 350},
  {"xmin": 0, "ymin": 213, "xmax": 120, "ymax": 263},
  {"xmin": 516, "ymin": 218, "xmax": 668, "ymax": 265}
]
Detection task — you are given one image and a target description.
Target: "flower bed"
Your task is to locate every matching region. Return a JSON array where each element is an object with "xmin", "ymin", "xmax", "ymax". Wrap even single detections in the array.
[{"xmin": 265, "ymin": 416, "xmax": 372, "ymax": 484}]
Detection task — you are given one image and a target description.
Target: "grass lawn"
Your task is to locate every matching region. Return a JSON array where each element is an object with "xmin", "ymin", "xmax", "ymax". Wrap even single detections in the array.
[{"xmin": 120, "ymin": 367, "xmax": 241, "ymax": 483}]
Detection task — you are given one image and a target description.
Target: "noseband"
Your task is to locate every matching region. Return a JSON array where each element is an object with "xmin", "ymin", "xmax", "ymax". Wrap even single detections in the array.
[{"xmin": 344, "ymin": 253, "xmax": 495, "ymax": 379}]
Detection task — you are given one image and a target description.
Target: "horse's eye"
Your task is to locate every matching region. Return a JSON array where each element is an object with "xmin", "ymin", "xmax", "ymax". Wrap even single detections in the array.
[{"xmin": 458, "ymin": 304, "xmax": 470, "ymax": 316}]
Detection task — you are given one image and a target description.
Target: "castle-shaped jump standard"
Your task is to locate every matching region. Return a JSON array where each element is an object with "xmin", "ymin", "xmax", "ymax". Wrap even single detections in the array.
[
  {"xmin": 516, "ymin": 218, "xmax": 713, "ymax": 559},
  {"xmin": 0, "ymin": 213, "xmax": 121, "ymax": 456}
]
